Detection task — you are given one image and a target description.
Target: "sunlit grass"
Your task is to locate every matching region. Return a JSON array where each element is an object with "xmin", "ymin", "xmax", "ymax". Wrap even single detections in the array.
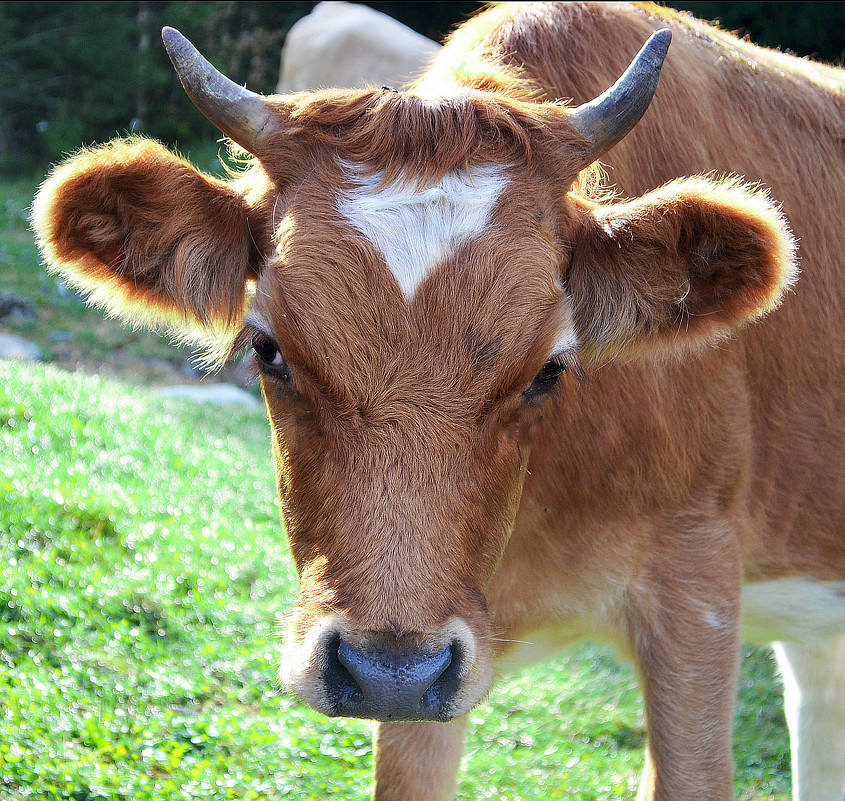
[
  {"xmin": 0, "ymin": 362, "xmax": 371, "ymax": 799},
  {"xmin": 0, "ymin": 362, "xmax": 790, "ymax": 799}
]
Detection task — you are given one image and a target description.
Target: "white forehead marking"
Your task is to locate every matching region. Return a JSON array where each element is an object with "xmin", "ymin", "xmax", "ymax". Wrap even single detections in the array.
[{"xmin": 337, "ymin": 162, "xmax": 511, "ymax": 301}]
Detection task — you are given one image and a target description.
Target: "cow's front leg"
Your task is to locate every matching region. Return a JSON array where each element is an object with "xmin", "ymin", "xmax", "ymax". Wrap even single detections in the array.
[
  {"xmin": 629, "ymin": 547, "xmax": 742, "ymax": 801},
  {"xmin": 372, "ymin": 717, "xmax": 468, "ymax": 801}
]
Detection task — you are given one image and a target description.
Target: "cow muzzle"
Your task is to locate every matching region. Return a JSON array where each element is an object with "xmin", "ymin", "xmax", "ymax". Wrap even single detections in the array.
[
  {"xmin": 280, "ymin": 614, "xmax": 490, "ymax": 722},
  {"xmin": 332, "ymin": 634, "xmax": 459, "ymax": 720}
]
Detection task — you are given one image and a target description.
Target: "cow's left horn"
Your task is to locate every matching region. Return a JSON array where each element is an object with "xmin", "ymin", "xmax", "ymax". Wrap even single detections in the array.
[
  {"xmin": 162, "ymin": 27, "xmax": 279, "ymax": 154},
  {"xmin": 568, "ymin": 28, "xmax": 672, "ymax": 165}
]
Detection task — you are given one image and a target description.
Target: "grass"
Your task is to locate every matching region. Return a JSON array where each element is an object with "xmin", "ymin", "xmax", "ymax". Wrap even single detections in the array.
[
  {"xmin": 0, "ymin": 362, "xmax": 791, "ymax": 800},
  {"xmin": 0, "ymin": 361, "xmax": 369, "ymax": 800}
]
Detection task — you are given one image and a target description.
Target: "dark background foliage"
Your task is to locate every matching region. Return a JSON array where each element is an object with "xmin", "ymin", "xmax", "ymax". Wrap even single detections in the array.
[{"xmin": 1, "ymin": 1, "xmax": 842, "ymax": 175}]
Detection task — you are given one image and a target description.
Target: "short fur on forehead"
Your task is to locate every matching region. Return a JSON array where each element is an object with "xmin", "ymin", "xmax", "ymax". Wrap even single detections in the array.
[{"xmin": 261, "ymin": 88, "xmax": 592, "ymax": 188}]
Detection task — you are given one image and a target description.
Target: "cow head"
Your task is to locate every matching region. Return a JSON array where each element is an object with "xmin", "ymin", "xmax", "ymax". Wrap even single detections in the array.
[{"xmin": 33, "ymin": 28, "xmax": 795, "ymax": 723}]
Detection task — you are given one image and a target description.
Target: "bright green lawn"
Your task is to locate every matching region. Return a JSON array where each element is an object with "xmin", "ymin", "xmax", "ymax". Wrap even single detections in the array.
[{"xmin": 0, "ymin": 362, "xmax": 790, "ymax": 799}]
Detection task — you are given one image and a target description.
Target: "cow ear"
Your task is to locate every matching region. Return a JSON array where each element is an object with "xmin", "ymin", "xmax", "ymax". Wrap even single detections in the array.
[
  {"xmin": 566, "ymin": 177, "xmax": 797, "ymax": 360},
  {"xmin": 33, "ymin": 138, "xmax": 265, "ymax": 344}
]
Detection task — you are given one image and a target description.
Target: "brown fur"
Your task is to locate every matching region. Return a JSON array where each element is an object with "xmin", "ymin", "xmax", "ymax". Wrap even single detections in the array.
[
  {"xmin": 31, "ymin": 3, "xmax": 845, "ymax": 800},
  {"xmin": 33, "ymin": 139, "xmax": 276, "ymax": 341}
]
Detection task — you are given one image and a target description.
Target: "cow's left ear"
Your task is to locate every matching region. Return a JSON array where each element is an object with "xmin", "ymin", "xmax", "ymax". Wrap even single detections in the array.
[
  {"xmin": 566, "ymin": 177, "xmax": 797, "ymax": 360},
  {"xmin": 33, "ymin": 138, "xmax": 268, "ymax": 343}
]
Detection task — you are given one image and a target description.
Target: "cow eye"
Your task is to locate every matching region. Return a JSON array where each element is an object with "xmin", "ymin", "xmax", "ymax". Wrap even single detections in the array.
[
  {"xmin": 523, "ymin": 358, "xmax": 566, "ymax": 401},
  {"xmin": 251, "ymin": 333, "xmax": 290, "ymax": 380}
]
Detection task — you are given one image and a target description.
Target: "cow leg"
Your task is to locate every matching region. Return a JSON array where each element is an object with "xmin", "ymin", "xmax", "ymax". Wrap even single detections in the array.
[
  {"xmin": 772, "ymin": 637, "xmax": 845, "ymax": 801},
  {"xmin": 372, "ymin": 717, "xmax": 468, "ymax": 801},
  {"xmin": 627, "ymin": 545, "xmax": 742, "ymax": 801},
  {"xmin": 632, "ymin": 613, "xmax": 740, "ymax": 801}
]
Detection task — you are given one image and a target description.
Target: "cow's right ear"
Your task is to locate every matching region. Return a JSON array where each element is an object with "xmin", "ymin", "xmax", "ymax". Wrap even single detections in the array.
[
  {"xmin": 33, "ymin": 138, "xmax": 265, "ymax": 338},
  {"xmin": 565, "ymin": 176, "xmax": 797, "ymax": 361}
]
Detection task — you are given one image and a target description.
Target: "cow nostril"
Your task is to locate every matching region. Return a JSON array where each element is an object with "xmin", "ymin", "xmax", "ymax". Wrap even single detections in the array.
[
  {"xmin": 421, "ymin": 639, "xmax": 462, "ymax": 712},
  {"xmin": 322, "ymin": 636, "xmax": 365, "ymax": 710},
  {"xmin": 329, "ymin": 638, "xmax": 460, "ymax": 721}
]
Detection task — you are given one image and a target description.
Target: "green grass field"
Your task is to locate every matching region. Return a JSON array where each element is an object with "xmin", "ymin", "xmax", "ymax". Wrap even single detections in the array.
[{"xmin": 1, "ymin": 175, "xmax": 791, "ymax": 799}]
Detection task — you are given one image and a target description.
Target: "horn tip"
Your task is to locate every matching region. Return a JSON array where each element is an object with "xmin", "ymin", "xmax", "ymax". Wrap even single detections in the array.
[
  {"xmin": 635, "ymin": 28, "xmax": 672, "ymax": 76},
  {"xmin": 649, "ymin": 28, "xmax": 672, "ymax": 56},
  {"xmin": 161, "ymin": 27, "xmax": 191, "ymax": 61}
]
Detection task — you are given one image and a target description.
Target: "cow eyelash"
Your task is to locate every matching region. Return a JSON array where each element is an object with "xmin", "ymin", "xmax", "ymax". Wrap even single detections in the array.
[
  {"xmin": 523, "ymin": 351, "xmax": 586, "ymax": 401},
  {"xmin": 252, "ymin": 333, "xmax": 290, "ymax": 381},
  {"xmin": 524, "ymin": 356, "xmax": 567, "ymax": 401},
  {"xmin": 232, "ymin": 326, "xmax": 291, "ymax": 383}
]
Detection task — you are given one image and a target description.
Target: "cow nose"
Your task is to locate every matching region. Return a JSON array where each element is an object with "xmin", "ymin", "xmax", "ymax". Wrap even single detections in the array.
[{"xmin": 329, "ymin": 637, "xmax": 459, "ymax": 721}]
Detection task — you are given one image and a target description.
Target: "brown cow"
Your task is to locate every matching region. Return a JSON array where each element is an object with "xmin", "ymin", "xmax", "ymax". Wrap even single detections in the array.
[{"xmin": 32, "ymin": 2, "xmax": 845, "ymax": 800}]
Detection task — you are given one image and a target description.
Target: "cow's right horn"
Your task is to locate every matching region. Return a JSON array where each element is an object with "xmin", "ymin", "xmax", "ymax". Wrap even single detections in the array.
[
  {"xmin": 162, "ymin": 27, "xmax": 279, "ymax": 155},
  {"xmin": 568, "ymin": 28, "xmax": 672, "ymax": 166}
]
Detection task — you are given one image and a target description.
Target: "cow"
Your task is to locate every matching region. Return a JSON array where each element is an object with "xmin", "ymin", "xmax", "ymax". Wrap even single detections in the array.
[
  {"xmin": 276, "ymin": 1, "xmax": 441, "ymax": 93},
  {"xmin": 31, "ymin": 2, "xmax": 845, "ymax": 799}
]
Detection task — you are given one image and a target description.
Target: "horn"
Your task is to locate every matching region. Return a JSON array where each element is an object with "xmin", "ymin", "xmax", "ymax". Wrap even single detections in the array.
[
  {"xmin": 568, "ymin": 28, "xmax": 672, "ymax": 165},
  {"xmin": 162, "ymin": 26, "xmax": 279, "ymax": 154}
]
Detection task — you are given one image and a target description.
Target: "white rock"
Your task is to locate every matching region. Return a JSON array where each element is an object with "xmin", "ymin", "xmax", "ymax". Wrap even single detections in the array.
[
  {"xmin": 277, "ymin": 1, "xmax": 440, "ymax": 93},
  {"xmin": 157, "ymin": 383, "xmax": 262, "ymax": 409},
  {"xmin": 0, "ymin": 333, "xmax": 44, "ymax": 361}
]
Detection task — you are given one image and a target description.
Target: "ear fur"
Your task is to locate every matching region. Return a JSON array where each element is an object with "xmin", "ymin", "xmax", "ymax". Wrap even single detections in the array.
[
  {"xmin": 32, "ymin": 138, "xmax": 260, "ymax": 341},
  {"xmin": 567, "ymin": 176, "xmax": 797, "ymax": 360}
]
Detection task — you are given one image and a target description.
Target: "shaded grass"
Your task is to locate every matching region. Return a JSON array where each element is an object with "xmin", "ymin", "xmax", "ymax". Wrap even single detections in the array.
[
  {"xmin": 1, "ymin": 177, "xmax": 197, "ymax": 382},
  {"xmin": 0, "ymin": 362, "xmax": 790, "ymax": 799}
]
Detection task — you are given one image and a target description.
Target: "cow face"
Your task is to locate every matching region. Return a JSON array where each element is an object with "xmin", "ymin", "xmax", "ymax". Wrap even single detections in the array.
[
  {"xmin": 248, "ymin": 157, "xmax": 577, "ymax": 720},
  {"xmin": 32, "ymin": 31, "xmax": 795, "ymax": 723}
]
